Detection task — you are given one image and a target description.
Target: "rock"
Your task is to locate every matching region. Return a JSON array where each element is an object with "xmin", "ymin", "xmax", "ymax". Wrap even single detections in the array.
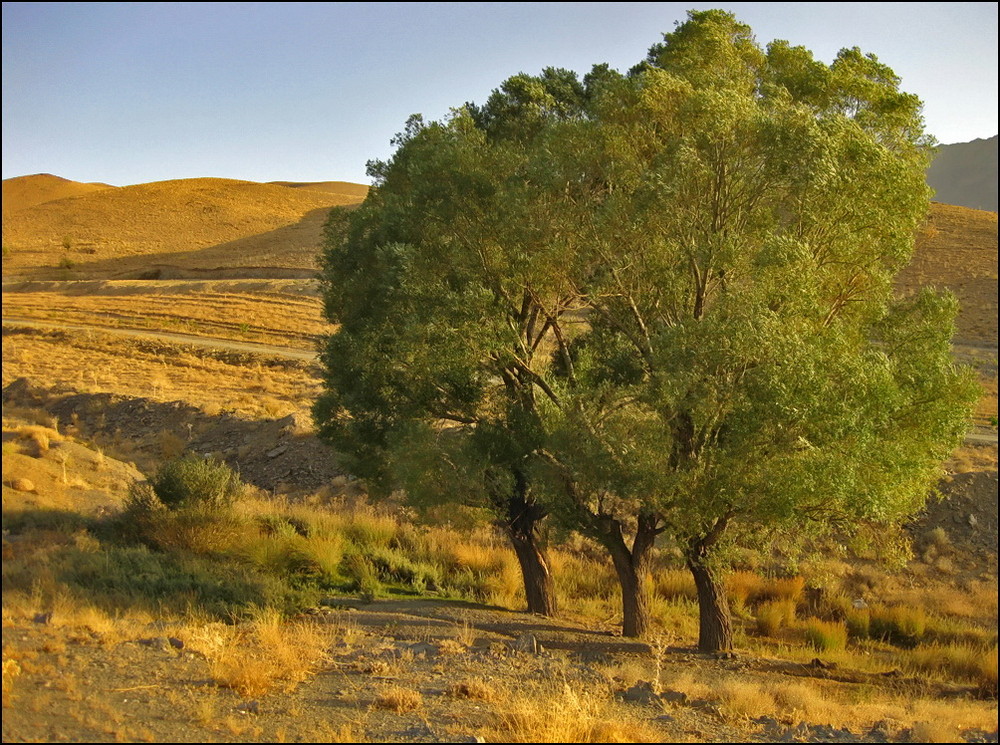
[
  {"xmin": 139, "ymin": 636, "xmax": 172, "ymax": 651},
  {"xmin": 406, "ymin": 641, "xmax": 440, "ymax": 658},
  {"xmin": 660, "ymin": 689, "xmax": 688, "ymax": 705},
  {"xmin": 619, "ymin": 681, "xmax": 658, "ymax": 704},
  {"xmin": 167, "ymin": 636, "xmax": 184, "ymax": 650},
  {"xmin": 237, "ymin": 699, "xmax": 260, "ymax": 715},
  {"xmin": 32, "ymin": 612, "xmax": 53, "ymax": 625},
  {"xmin": 265, "ymin": 444, "xmax": 288, "ymax": 458},
  {"xmin": 10, "ymin": 478, "xmax": 35, "ymax": 493},
  {"xmin": 512, "ymin": 632, "xmax": 542, "ymax": 654}
]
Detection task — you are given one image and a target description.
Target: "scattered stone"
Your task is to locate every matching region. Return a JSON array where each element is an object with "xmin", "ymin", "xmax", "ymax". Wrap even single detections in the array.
[
  {"xmin": 32, "ymin": 611, "xmax": 53, "ymax": 625},
  {"xmin": 512, "ymin": 632, "xmax": 542, "ymax": 655},
  {"xmin": 406, "ymin": 641, "xmax": 440, "ymax": 658},
  {"xmin": 659, "ymin": 689, "xmax": 688, "ymax": 705},
  {"xmin": 10, "ymin": 478, "xmax": 35, "ymax": 492},
  {"xmin": 810, "ymin": 657, "xmax": 837, "ymax": 670},
  {"xmin": 265, "ymin": 444, "xmax": 288, "ymax": 458},
  {"xmin": 851, "ymin": 597, "xmax": 868, "ymax": 609},
  {"xmin": 619, "ymin": 681, "xmax": 657, "ymax": 704},
  {"xmin": 167, "ymin": 636, "xmax": 184, "ymax": 650},
  {"xmin": 139, "ymin": 636, "xmax": 172, "ymax": 651},
  {"xmin": 237, "ymin": 699, "xmax": 260, "ymax": 715}
]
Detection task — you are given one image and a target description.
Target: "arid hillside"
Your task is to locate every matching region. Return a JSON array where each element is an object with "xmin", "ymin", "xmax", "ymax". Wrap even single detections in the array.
[
  {"xmin": 1, "ymin": 175, "xmax": 367, "ymax": 280},
  {"xmin": 1, "ymin": 173, "xmax": 115, "ymax": 215},
  {"xmin": 897, "ymin": 202, "xmax": 999, "ymax": 345}
]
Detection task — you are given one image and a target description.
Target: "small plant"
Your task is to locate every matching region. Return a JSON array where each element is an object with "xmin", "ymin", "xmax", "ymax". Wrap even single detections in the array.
[
  {"xmin": 756, "ymin": 599, "xmax": 796, "ymax": 637},
  {"xmin": 58, "ymin": 255, "xmax": 75, "ymax": 270},
  {"xmin": 374, "ymin": 685, "xmax": 422, "ymax": 713},
  {"xmin": 803, "ymin": 617, "xmax": 848, "ymax": 652}
]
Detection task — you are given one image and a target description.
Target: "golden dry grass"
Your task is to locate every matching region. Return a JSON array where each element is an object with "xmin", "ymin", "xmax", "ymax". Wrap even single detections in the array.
[
  {"xmin": 1, "ymin": 328, "xmax": 320, "ymax": 422},
  {"xmin": 2, "ymin": 282, "xmax": 330, "ymax": 349},
  {"xmin": 373, "ymin": 685, "xmax": 423, "ymax": 713},
  {"xmin": 491, "ymin": 682, "xmax": 660, "ymax": 743}
]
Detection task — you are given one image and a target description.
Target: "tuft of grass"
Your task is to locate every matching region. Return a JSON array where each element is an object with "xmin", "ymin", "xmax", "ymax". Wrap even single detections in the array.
[
  {"xmin": 449, "ymin": 677, "xmax": 495, "ymax": 700},
  {"xmin": 803, "ymin": 617, "xmax": 848, "ymax": 652},
  {"xmin": 904, "ymin": 643, "xmax": 998, "ymax": 694},
  {"xmin": 491, "ymin": 682, "xmax": 658, "ymax": 743},
  {"xmin": 653, "ymin": 568, "xmax": 697, "ymax": 601},
  {"xmin": 716, "ymin": 677, "xmax": 777, "ymax": 722},
  {"xmin": 870, "ymin": 604, "xmax": 926, "ymax": 647},
  {"xmin": 208, "ymin": 608, "xmax": 330, "ymax": 697},
  {"xmin": 755, "ymin": 599, "xmax": 796, "ymax": 637},
  {"xmin": 374, "ymin": 685, "xmax": 422, "ymax": 713}
]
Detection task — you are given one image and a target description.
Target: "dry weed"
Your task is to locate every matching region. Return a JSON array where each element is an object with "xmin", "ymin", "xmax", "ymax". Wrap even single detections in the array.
[
  {"xmin": 373, "ymin": 685, "xmax": 422, "ymax": 713},
  {"xmin": 448, "ymin": 678, "xmax": 495, "ymax": 701},
  {"xmin": 207, "ymin": 610, "xmax": 330, "ymax": 697},
  {"xmin": 491, "ymin": 682, "xmax": 658, "ymax": 743},
  {"xmin": 716, "ymin": 677, "xmax": 777, "ymax": 722}
]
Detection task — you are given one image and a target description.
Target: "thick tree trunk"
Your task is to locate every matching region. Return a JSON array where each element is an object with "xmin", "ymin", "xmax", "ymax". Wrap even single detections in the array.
[
  {"xmin": 508, "ymin": 528, "xmax": 557, "ymax": 617},
  {"xmin": 686, "ymin": 548, "xmax": 733, "ymax": 653},
  {"xmin": 503, "ymin": 470, "xmax": 557, "ymax": 617},
  {"xmin": 601, "ymin": 512, "xmax": 659, "ymax": 638}
]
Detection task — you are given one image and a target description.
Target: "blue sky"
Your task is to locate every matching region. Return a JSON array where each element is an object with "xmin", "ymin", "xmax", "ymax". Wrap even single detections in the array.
[{"xmin": 3, "ymin": 2, "xmax": 997, "ymax": 186}]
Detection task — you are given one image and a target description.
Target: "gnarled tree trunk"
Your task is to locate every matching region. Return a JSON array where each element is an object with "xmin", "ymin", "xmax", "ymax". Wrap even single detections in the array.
[
  {"xmin": 600, "ymin": 512, "xmax": 660, "ymax": 638},
  {"xmin": 685, "ymin": 526, "xmax": 733, "ymax": 653},
  {"xmin": 502, "ymin": 471, "xmax": 557, "ymax": 617}
]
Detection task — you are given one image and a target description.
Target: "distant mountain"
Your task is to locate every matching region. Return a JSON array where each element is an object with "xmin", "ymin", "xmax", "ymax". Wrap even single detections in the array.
[{"xmin": 927, "ymin": 136, "xmax": 998, "ymax": 212}]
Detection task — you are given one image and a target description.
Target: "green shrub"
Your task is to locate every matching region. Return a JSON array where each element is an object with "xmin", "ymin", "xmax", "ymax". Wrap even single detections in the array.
[{"xmin": 148, "ymin": 454, "xmax": 244, "ymax": 511}]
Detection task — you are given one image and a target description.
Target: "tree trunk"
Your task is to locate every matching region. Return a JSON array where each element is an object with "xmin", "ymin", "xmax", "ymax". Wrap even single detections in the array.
[
  {"xmin": 601, "ymin": 512, "xmax": 658, "ymax": 638},
  {"xmin": 686, "ymin": 549, "xmax": 732, "ymax": 653},
  {"xmin": 503, "ymin": 469, "xmax": 557, "ymax": 617},
  {"xmin": 508, "ymin": 527, "xmax": 557, "ymax": 616}
]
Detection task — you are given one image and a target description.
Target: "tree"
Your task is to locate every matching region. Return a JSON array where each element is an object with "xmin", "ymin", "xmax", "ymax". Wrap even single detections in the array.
[
  {"xmin": 526, "ymin": 10, "xmax": 977, "ymax": 645},
  {"xmin": 315, "ymin": 10, "xmax": 976, "ymax": 643},
  {"xmin": 313, "ymin": 74, "xmax": 592, "ymax": 615}
]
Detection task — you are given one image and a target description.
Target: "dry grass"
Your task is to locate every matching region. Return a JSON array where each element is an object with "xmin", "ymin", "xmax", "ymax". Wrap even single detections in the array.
[
  {"xmin": 802, "ymin": 617, "xmax": 849, "ymax": 652},
  {"xmin": 373, "ymin": 685, "xmax": 422, "ymax": 713},
  {"xmin": 448, "ymin": 678, "xmax": 495, "ymax": 701},
  {"xmin": 206, "ymin": 609, "xmax": 331, "ymax": 698},
  {"xmin": 2, "ymin": 282, "xmax": 331, "ymax": 349},
  {"xmin": 491, "ymin": 682, "xmax": 659, "ymax": 743},
  {"xmin": 1, "ymin": 329, "xmax": 322, "ymax": 425},
  {"xmin": 755, "ymin": 599, "xmax": 797, "ymax": 637}
]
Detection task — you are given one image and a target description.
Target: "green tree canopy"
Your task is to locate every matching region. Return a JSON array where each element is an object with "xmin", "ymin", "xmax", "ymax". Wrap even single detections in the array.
[{"xmin": 314, "ymin": 9, "xmax": 977, "ymax": 644}]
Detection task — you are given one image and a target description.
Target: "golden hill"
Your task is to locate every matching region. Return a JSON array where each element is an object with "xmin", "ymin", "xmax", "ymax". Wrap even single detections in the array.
[
  {"xmin": 2, "ymin": 173, "xmax": 115, "ymax": 214},
  {"xmin": 2, "ymin": 177, "xmax": 366, "ymax": 279},
  {"xmin": 898, "ymin": 202, "xmax": 998, "ymax": 344},
  {"xmin": 269, "ymin": 180, "xmax": 370, "ymax": 199}
]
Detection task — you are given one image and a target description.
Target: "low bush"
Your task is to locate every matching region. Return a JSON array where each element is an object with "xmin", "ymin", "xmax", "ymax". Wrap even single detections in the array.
[{"xmin": 147, "ymin": 454, "xmax": 244, "ymax": 511}]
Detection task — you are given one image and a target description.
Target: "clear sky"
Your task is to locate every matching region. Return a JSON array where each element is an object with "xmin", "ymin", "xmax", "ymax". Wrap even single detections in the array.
[{"xmin": 3, "ymin": 2, "xmax": 997, "ymax": 187}]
